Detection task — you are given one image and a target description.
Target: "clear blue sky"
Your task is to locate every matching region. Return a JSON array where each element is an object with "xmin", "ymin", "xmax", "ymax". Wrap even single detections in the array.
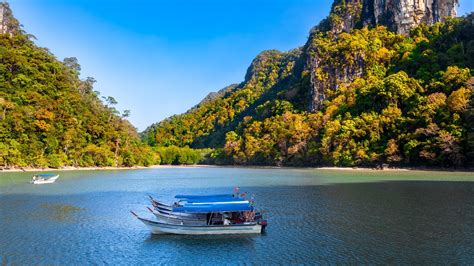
[{"xmin": 8, "ymin": 0, "xmax": 474, "ymax": 131}]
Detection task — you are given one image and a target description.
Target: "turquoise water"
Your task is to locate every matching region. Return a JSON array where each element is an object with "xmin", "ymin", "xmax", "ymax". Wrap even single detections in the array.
[{"xmin": 1, "ymin": 167, "xmax": 474, "ymax": 264}]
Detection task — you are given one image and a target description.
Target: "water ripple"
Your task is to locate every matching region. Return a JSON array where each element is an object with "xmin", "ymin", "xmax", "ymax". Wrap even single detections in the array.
[{"xmin": 1, "ymin": 169, "xmax": 474, "ymax": 264}]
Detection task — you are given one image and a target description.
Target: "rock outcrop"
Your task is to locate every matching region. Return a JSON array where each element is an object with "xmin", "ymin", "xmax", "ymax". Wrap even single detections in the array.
[
  {"xmin": 362, "ymin": 0, "xmax": 458, "ymax": 35},
  {"xmin": 0, "ymin": 2, "xmax": 20, "ymax": 35},
  {"xmin": 307, "ymin": 0, "xmax": 459, "ymax": 111}
]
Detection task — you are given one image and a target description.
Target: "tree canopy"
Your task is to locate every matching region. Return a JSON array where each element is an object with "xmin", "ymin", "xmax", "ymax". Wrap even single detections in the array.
[{"xmin": 144, "ymin": 14, "xmax": 474, "ymax": 168}]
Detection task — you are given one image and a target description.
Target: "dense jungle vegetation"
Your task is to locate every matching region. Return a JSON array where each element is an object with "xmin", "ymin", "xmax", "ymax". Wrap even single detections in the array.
[
  {"xmin": 0, "ymin": 3, "xmax": 207, "ymax": 168},
  {"xmin": 144, "ymin": 14, "xmax": 474, "ymax": 167},
  {"xmin": 1, "ymin": 2, "xmax": 473, "ymax": 168}
]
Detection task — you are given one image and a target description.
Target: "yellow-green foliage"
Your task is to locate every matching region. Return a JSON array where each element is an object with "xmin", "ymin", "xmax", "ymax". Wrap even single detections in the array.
[
  {"xmin": 143, "ymin": 49, "xmax": 300, "ymax": 148},
  {"xmin": 234, "ymin": 17, "xmax": 472, "ymax": 167},
  {"xmin": 0, "ymin": 32, "xmax": 157, "ymax": 168},
  {"xmin": 152, "ymin": 15, "xmax": 473, "ymax": 167},
  {"xmin": 154, "ymin": 146, "xmax": 212, "ymax": 165}
]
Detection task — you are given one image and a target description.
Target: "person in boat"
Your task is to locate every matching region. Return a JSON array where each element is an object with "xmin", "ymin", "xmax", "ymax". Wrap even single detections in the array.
[
  {"xmin": 233, "ymin": 187, "xmax": 240, "ymax": 197},
  {"xmin": 243, "ymin": 211, "xmax": 255, "ymax": 222},
  {"xmin": 223, "ymin": 218, "xmax": 230, "ymax": 225}
]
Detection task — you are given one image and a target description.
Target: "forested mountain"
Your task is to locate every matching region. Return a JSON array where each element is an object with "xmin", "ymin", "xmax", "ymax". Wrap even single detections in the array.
[
  {"xmin": 0, "ymin": 2, "xmax": 158, "ymax": 168},
  {"xmin": 143, "ymin": 0, "xmax": 474, "ymax": 167},
  {"xmin": 1, "ymin": 1, "xmax": 472, "ymax": 168},
  {"xmin": 142, "ymin": 49, "xmax": 304, "ymax": 149}
]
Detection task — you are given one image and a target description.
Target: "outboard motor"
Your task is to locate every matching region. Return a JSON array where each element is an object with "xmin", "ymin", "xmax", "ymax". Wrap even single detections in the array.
[{"xmin": 258, "ymin": 220, "xmax": 268, "ymax": 233}]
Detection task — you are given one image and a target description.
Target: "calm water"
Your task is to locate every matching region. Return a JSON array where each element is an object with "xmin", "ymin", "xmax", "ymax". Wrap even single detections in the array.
[{"xmin": 1, "ymin": 167, "xmax": 474, "ymax": 264}]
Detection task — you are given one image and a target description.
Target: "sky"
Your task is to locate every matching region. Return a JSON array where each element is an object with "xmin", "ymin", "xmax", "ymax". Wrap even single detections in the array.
[{"xmin": 7, "ymin": 0, "xmax": 474, "ymax": 131}]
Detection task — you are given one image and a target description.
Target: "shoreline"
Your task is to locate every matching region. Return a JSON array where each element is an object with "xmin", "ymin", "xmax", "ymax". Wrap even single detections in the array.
[
  {"xmin": 0, "ymin": 165, "xmax": 212, "ymax": 173},
  {"xmin": 0, "ymin": 164, "xmax": 473, "ymax": 173}
]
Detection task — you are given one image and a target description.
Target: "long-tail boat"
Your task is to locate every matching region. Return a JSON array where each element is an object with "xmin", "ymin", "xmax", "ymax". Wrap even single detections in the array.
[{"xmin": 132, "ymin": 193, "xmax": 267, "ymax": 235}]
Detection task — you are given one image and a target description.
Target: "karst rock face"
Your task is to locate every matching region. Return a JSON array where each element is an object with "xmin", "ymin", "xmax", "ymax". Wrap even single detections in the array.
[
  {"xmin": 307, "ymin": 0, "xmax": 459, "ymax": 112},
  {"xmin": 0, "ymin": 2, "xmax": 20, "ymax": 35},
  {"xmin": 363, "ymin": 0, "xmax": 458, "ymax": 35}
]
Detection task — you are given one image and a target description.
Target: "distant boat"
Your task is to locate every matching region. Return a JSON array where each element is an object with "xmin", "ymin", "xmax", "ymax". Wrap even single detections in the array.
[{"xmin": 30, "ymin": 174, "xmax": 59, "ymax": 184}]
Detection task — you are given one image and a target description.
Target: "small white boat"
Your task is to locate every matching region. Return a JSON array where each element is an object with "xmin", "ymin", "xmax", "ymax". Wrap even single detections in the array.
[
  {"xmin": 132, "ymin": 213, "xmax": 265, "ymax": 235},
  {"xmin": 30, "ymin": 174, "xmax": 59, "ymax": 184}
]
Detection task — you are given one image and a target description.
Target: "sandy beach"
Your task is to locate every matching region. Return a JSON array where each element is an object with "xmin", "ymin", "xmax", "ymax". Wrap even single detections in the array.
[
  {"xmin": 1, "ymin": 164, "xmax": 472, "ymax": 173},
  {"xmin": 0, "ymin": 164, "xmax": 217, "ymax": 173}
]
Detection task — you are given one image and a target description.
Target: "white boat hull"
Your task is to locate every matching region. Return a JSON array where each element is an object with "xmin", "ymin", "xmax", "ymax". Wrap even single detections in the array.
[
  {"xmin": 155, "ymin": 208, "xmax": 206, "ymax": 219},
  {"xmin": 30, "ymin": 175, "xmax": 59, "ymax": 184},
  {"xmin": 151, "ymin": 210, "xmax": 207, "ymax": 225},
  {"xmin": 153, "ymin": 202, "xmax": 173, "ymax": 211},
  {"xmin": 138, "ymin": 217, "xmax": 263, "ymax": 235},
  {"xmin": 151, "ymin": 201, "xmax": 208, "ymax": 219}
]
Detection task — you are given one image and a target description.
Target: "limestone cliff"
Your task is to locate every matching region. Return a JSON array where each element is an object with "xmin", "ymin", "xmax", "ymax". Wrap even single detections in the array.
[
  {"xmin": 362, "ymin": 0, "xmax": 458, "ymax": 35},
  {"xmin": 139, "ymin": 0, "xmax": 471, "ymax": 166},
  {"xmin": 307, "ymin": 0, "xmax": 459, "ymax": 111},
  {"xmin": 0, "ymin": 2, "xmax": 20, "ymax": 35}
]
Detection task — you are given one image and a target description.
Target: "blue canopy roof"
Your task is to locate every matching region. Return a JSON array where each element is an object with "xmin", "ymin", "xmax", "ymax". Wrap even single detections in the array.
[
  {"xmin": 174, "ymin": 194, "xmax": 234, "ymax": 199},
  {"xmin": 180, "ymin": 196, "xmax": 244, "ymax": 203},
  {"xmin": 172, "ymin": 203, "xmax": 253, "ymax": 213}
]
